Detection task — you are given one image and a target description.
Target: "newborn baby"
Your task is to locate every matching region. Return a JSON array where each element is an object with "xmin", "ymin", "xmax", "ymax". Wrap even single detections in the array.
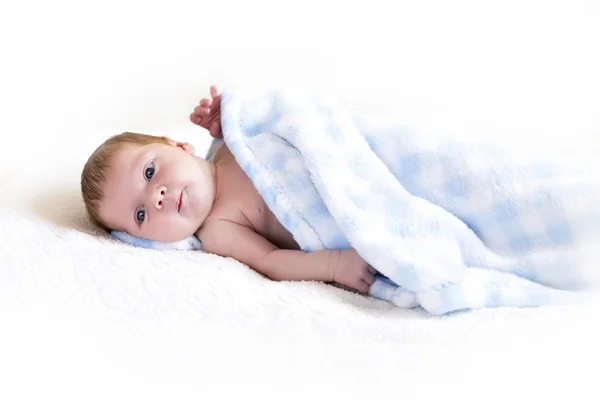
[{"xmin": 81, "ymin": 86, "xmax": 376, "ymax": 294}]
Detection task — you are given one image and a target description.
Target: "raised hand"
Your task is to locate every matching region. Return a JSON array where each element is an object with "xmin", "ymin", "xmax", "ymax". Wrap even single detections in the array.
[{"xmin": 190, "ymin": 85, "xmax": 222, "ymax": 138}]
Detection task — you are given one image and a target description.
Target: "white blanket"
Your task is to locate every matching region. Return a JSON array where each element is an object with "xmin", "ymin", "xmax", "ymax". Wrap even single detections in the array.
[{"xmin": 219, "ymin": 88, "xmax": 599, "ymax": 314}]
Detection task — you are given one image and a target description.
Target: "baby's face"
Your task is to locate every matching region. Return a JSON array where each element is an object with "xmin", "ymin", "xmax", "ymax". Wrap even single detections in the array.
[{"xmin": 98, "ymin": 141, "xmax": 214, "ymax": 242}]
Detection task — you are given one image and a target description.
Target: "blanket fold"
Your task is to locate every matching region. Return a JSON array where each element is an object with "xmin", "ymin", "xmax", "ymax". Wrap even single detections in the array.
[{"xmin": 220, "ymin": 88, "xmax": 600, "ymax": 314}]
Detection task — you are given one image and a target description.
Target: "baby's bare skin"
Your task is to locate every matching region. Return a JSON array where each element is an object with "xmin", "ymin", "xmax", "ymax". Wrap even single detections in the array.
[
  {"xmin": 191, "ymin": 86, "xmax": 376, "ymax": 293},
  {"xmin": 200, "ymin": 143, "xmax": 299, "ymax": 251}
]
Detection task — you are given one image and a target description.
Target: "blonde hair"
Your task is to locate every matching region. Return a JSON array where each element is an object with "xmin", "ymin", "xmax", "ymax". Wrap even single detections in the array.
[{"xmin": 81, "ymin": 132, "xmax": 170, "ymax": 230}]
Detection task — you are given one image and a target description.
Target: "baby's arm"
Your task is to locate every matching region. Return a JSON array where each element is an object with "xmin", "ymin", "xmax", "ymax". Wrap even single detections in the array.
[{"xmin": 198, "ymin": 221, "xmax": 375, "ymax": 293}]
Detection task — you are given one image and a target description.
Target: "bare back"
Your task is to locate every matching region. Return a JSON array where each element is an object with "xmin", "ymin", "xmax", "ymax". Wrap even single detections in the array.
[{"xmin": 197, "ymin": 144, "xmax": 299, "ymax": 251}]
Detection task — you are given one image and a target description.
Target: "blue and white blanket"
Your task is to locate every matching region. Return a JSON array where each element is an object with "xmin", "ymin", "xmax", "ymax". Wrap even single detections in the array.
[{"xmin": 115, "ymin": 88, "xmax": 600, "ymax": 315}]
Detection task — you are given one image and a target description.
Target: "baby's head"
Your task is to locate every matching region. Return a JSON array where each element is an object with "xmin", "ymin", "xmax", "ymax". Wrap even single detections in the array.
[{"xmin": 81, "ymin": 132, "xmax": 215, "ymax": 242}]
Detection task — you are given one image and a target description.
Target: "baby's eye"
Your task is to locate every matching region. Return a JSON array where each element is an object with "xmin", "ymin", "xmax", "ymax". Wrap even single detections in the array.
[
  {"xmin": 144, "ymin": 161, "xmax": 155, "ymax": 181},
  {"xmin": 136, "ymin": 206, "xmax": 146, "ymax": 223}
]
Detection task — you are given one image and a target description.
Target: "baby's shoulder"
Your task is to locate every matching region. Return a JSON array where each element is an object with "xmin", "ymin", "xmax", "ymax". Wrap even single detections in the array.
[{"xmin": 195, "ymin": 216, "xmax": 255, "ymax": 257}]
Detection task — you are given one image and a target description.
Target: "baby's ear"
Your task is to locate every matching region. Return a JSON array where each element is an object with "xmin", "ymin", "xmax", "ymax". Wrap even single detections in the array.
[{"xmin": 162, "ymin": 136, "xmax": 195, "ymax": 154}]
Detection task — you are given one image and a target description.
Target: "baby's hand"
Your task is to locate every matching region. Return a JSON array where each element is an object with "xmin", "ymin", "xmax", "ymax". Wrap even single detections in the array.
[
  {"xmin": 190, "ymin": 85, "xmax": 222, "ymax": 138},
  {"xmin": 331, "ymin": 249, "xmax": 376, "ymax": 294}
]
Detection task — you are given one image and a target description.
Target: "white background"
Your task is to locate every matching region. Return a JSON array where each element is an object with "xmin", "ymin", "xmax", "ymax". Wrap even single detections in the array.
[
  {"xmin": 1, "ymin": 0, "xmax": 599, "ymax": 159},
  {"xmin": 1, "ymin": 1, "xmax": 599, "ymax": 399}
]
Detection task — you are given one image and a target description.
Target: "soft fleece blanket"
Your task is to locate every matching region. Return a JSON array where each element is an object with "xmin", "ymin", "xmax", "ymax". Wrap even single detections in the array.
[{"xmin": 216, "ymin": 88, "xmax": 599, "ymax": 315}]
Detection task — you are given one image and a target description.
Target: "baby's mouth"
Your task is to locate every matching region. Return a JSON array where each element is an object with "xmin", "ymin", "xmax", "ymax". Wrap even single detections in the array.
[{"xmin": 177, "ymin": 191, "xmax": 182, "ymax": 212}]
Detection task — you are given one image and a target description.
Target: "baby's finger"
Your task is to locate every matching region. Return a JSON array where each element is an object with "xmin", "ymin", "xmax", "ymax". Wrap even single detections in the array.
[
  {"xmin": 367, "ymin": 266, "xmax": 377, "ymax": 275},
  {"xmin": 190, "ymin": 113, "xmax": 201, "ymax": 125},
  {"xmin": 193, "ymin": 105, "xmax": 211, "ymax": 116},
  {"xmin": 210, "ymin": 85, "xmax": 219, "ymax": 98},
  {"xmin": 357, "ymin": 280, "xmax": 371, "ymax": 294},
  {"xmin": 363, "ymin": 272, "xmax": 375, "ymax": 285},
  {"xmin": 200, "ymin": 98, "xmax": 212, "ymax": 107},
  {"xmin": 209, "ymin": 121, "xmax": 223, "ymax": 138}
]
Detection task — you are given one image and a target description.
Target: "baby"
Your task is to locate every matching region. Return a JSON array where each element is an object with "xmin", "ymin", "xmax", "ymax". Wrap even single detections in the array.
[{"xmin": 81, "ymin": 86, "xmax": 376, "ymax": 294}]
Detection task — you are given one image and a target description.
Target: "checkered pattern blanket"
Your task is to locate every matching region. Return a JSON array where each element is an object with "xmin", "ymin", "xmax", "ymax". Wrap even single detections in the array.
[{"xmin": 218, "ymin": 88, "xmax": 599, "ymax": 314}]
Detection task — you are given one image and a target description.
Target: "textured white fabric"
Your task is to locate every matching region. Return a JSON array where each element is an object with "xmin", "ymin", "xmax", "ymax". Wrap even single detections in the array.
[{"xmin": 2, "ymin": 121, "xmax": 600, "ymax": 399}]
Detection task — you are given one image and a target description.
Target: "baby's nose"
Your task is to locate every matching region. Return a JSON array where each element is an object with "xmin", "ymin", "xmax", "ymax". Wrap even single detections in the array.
[{"xmin": 152, "ymin": 186, "xmax": 167, "ymax": 209}]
